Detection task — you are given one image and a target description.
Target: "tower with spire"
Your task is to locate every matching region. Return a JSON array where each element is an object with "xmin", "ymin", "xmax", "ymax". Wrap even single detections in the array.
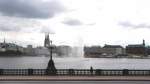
[
  {"xmin": 142, "ymin": 39, "xmax": 147, "ymax": 56},
  {"xmin": 143, "ymin": 39, "xmax": 145, "ymax": 46},
  {"xmin": 44, "ymin": 33, "xmax": 50, "ymax": 48}
]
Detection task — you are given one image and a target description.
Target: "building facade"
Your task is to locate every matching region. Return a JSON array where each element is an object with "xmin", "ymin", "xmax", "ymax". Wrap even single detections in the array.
[
  {"xmin": 126, "ymin": 40, "xmax": 146, "ymax": 56},
  {"xmin": 56, "ymin": 45, "xmax": 72, "ymax": 57},
  {"xmin": 84, "ymin": 46, "xmax": 102, "ymax": 58},
  {"xmin": 102, "ymin": 44, "xmax": 125, "ymax": 56}
]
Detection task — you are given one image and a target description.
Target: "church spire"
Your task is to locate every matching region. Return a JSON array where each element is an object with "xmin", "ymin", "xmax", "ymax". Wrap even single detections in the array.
[
  {"xmin": 44, "ymin": 33, "xmax": 50, "ymax": 48},
  {"xmin": 143, "ymin": 39, "xmax": 145, "ymax": 46}
]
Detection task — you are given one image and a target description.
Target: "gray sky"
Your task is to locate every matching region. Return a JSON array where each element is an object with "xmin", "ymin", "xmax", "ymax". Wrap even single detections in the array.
[{"xmin": 0, "ymin": 0, "xmax": 150, "ymax": 47}]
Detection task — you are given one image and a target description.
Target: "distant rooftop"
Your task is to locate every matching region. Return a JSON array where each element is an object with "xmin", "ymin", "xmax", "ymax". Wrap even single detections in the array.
[
  {"xmin": 127, "ymin": 44, "xmax": 144, "ymax": 47},
  {"xmin": 103, "ymin": 44, "xmax": 123, "ymax": 48},
  {"xmin": 0, "ymin": 42, "xmax": 22, "ymax": 48}
]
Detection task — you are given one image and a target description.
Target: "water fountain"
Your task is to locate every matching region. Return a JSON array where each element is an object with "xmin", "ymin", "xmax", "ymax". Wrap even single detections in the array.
[{"xmin": 66, "ymin": 35, "xmax": 84, "ymax": 58}]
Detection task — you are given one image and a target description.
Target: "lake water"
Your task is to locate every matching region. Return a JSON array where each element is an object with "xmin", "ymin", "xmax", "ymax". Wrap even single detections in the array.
[{"xmin": 0, "ymin": 56, "xmax": 150, "ymax": 69}]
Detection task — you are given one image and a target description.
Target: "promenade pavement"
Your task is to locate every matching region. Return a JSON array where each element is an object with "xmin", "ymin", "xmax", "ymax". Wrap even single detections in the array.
[{"xmin": 0, "ymin": 76, "xmax": 150, "ymax": 81}]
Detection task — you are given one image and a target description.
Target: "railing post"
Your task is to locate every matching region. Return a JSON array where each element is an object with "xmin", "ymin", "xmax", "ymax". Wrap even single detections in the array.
[
  {"xmin": 28, "ymin": 69, "xmax": 33, "ymax": 76},
  {"xmin": 148, "ymin": 70, "xmax": 150, "ymax": 76},
  {"xmin": 68, "ymin": 69, "xmax": 75, "ymax": 76},
  {"xmin": 95, "ymin": 69, "xmax": 101, "ymax": 76},
  {"xmin": 123, "ymin": 69, "xmax": 128, "ymax": 76},
  {"xmin": 0, "ymin": 69, "xmax": 3, "ymax": 75}
]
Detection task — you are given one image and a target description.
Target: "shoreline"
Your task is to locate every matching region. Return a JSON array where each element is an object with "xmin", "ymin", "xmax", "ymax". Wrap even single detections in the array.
[{"xmin": 0, "ymin": 55, "xmax": 150, "ymax": 59}]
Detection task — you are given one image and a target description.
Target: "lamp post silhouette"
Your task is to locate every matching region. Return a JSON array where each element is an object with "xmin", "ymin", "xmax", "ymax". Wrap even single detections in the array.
[{"xmin": 45, "ymin": 34, "xmax": 57, "ymax": 75}]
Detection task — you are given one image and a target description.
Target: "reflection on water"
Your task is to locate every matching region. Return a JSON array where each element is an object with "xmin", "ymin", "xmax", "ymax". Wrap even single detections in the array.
[{"xmin": 0, "ymin": 56, "xmax": 149, "ymax": 69}]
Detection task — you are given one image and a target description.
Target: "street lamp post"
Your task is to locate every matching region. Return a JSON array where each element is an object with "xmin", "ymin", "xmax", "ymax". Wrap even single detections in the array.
[
  {"xmin": 46, "ymin": 34, "xmax": 57, "ymax": 75},
  {"xmin": 50, "ymin": 40, "xmax": 52, "ymax": 60}
]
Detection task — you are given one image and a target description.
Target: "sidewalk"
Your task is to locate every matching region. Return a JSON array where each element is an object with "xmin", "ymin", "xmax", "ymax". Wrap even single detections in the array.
[{"xmin": 0, "ymin": 76, "xmax": 150, "ymax": 81}]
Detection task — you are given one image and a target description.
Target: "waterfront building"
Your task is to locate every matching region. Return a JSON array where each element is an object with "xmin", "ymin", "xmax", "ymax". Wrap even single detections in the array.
[
  {"xmin": 23, "ymin": 45, "xmax": 35, "ymax": 55},
  {"xmin": 102, "ymin": 44, "xmax": 125, "ymax": 57},
  {"xmin": 34, "ymin": 46, "xmax": 50, "ymax": 56},
  {"xmin": 0, "ymin": 39, "xmax": 23, "ymax": 55},
  {"xmin": 56, "ymin": 45, "xmax": 72, "ymax": 57},
  {"xmin": 17, "ymin": 46, "xmax": 24, "ymax": 53},
  {"xmin": 84, "ymin": 46, "xmax": 102, "ymax": 58},
  {"xmin": 126, "ymin": 40, "xmax": 146, "ymax": 56},
  {"xmin": 0, "ymin": 39, "xmax": 22, "ymax": 52},
  {"xmin": 84, "ymin": 45, "xmax": 125, "ymax": 58},
  {"xmin": 146, "ymin": 46, "xmax": 150, "ymax": 55}
]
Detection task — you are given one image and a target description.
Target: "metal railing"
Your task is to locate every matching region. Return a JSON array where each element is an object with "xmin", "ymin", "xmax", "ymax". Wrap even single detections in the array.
[{"xmin": 0, "ymin": 69, "xmax": 149, "ymax": 76}]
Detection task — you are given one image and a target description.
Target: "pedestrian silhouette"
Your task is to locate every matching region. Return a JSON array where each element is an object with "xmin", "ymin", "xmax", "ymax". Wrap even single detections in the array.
[{"xmin": 90, "ymin": 66, "xmax": 93, "ymax": 75}]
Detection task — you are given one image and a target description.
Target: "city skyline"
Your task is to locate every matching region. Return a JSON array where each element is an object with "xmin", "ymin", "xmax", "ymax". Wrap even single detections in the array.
[
  {"xmin": 0, "ymin": 0, "xmax": 150, "ymax": 47},
  {"xmin": 0, "ymin": 36, "xmax": 147, "ymax": 48}
]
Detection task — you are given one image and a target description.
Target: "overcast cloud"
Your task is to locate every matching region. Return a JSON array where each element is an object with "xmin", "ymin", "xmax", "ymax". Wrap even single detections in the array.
[
  {"xmin": 62, "ymin": 18, "xmax": 83, "ymax": 26},
  {"xmin": 0, "ymin": 0, "xmax": 65, "ymax": 34},
  {"xmin": 0, "ymin": 0, "xmax": 65, "ymax": 19},
  {"xmin": 0, "ymin": 16, "xmax": 42, "ymax": 32},
  {"xmin": 119, "ymin": 21, "xmax": 150, "ymax": 29},
  {"xmin": 0, "ymin": 0, "xmax": 150, "ymax": 46}
]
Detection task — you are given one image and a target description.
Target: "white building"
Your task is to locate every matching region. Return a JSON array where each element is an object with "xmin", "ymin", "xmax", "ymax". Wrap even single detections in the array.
[
  {"xmin": 56, "ymin": 45, "xmax": 72, "ymax": 57},
  {"xmin": 34, "ymin": 47, "xmax": 50, "ymax": 55},
  {"xmin": 102, "ymin": 44, "xmax": 125, "ymax": 56},
  {"xmin": 23, "ymin": 45, "xmax": 35, "ymax": 55}
]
